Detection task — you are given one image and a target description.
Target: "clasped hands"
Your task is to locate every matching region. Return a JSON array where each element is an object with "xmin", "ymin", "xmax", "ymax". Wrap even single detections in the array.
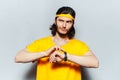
[{"xmin": 45, "ymin": 46, "xmax": 65, "ymax": 63}]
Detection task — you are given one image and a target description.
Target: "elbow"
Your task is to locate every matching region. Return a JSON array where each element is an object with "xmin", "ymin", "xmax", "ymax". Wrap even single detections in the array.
[
  {"xmin": 14, "ymin": 56, "xmax": 21, "ymax": 63},
  {"xmin": 93, "ymin": 59, "xmax": 99, "ymax": 68},
  {"xmin": 14, "ymin": 55, "xmax": 25, "ymax": 63},
  {"xmin": 88, "ymin": 59, "xmax": 99, "ymax": 68},
  {"xmin": 14, "ymin": 55, "xmax": 30, "ymax": 63},
  {"xmin": 15, "ymin": 49, "xmax": 29, "ymax": 63},
  {"xmin": 15, "ymin": 57, "xmax": 26, "ymax": 63}
]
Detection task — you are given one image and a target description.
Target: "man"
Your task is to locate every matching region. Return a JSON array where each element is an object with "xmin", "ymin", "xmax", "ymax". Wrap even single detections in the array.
[{"xmin": 15, "ymin": 6, "xmax": 99, "ymax": 80}]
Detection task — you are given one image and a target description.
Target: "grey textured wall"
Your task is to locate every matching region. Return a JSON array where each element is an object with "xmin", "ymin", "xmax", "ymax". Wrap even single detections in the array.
[{"xmin": 0, "ymin": 0, "xmax": 119, "ymax": 80}]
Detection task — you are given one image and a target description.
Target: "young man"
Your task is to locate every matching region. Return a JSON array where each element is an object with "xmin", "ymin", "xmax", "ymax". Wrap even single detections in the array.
[{"xmin": 15, "ymin": 6, "xmax": 99, "ymax": 80}]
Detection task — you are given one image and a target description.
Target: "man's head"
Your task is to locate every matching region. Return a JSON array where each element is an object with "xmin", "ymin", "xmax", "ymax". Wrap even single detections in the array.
[{"xmin": 50, "ymin": 6, "xmax": 76, "ymax": 39}]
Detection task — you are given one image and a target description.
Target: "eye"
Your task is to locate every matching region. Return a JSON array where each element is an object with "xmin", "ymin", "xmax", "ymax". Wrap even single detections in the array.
[
  {"xmin": 66, "ymin": 21, "xmax": 72, "ymax": 24},
  {"xmin": 58, "ymin": 19, "xmax": 64, "ymax": 22}
]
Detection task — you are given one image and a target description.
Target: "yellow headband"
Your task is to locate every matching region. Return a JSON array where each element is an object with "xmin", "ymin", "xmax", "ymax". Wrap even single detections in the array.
[{"xmin": 56, "ymin": 14, "xmax": 74, "ymax": 20}]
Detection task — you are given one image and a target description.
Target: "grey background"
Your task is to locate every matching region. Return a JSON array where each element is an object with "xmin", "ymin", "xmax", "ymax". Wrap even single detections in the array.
[{"xmin": 0, "ymin": 0, "xmax": 119, "ymax": 80}]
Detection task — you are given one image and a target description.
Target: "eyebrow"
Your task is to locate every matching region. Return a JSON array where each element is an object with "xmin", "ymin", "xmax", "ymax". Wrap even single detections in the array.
[
  {"xmin": 66, "ymin": 20, "xmax": 72, "ymax": 23},
  {"xmin": 58, "ymin": 18, "xmax": 72, "ymax": 22}
]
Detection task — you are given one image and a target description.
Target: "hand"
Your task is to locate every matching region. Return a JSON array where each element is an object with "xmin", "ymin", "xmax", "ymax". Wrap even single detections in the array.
[
  {"xmin": 45, "ymin": 46, "xmax": 64, "ymax": 57},
  {"xmin": 49, "ymin": 51, "xmax": 64, "ymax": 63}
]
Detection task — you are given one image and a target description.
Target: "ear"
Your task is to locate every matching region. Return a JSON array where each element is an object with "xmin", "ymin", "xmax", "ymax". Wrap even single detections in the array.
[
  {"xmin": 54, "ymin": 17, "xmax": 57, "ymax": 25},
  {"xmin": 54, "ymin": 20, "xmax": 57, "ymax": 25}
]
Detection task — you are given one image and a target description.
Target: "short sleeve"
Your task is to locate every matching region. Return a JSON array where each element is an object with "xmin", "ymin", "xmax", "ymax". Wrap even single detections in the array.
[
  {"xmin": 79, "ymin": 42, "xmax": 90, "ymax": 55},
  {"xmin": 26, "ymin": 40, "xmax": 42, "ymax": 52}
]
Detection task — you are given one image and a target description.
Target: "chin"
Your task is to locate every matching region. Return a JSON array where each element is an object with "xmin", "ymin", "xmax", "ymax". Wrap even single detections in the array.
[
  {"xmin": 60, "ymin": 30, "xmax": 68, "ymax": 34},
  {"xmin": 57, "ymin": 31, "xmax": 67, "ymax": 36},
  {"xmin": 60, "ymin": 32, "xmax": 67, "ymax": 35}
]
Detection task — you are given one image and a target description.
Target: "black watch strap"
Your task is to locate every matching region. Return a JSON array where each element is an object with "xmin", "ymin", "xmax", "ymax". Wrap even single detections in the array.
[{"xmin": 64, "ymin": 52, "xmax": 67, "ymax": 61}]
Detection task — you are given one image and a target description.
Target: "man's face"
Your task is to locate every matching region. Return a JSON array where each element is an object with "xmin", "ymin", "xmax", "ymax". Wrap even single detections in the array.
[{"xmin": 55, "ymin": 16, "xmax": 74, "ymax": 35}]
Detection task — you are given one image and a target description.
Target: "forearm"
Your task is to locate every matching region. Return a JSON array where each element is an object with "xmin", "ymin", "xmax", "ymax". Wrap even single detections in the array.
[
  {"xmin": 15, "ymin": 49, "xmax": 47, "ymax": 63},
  {"xmin": 67, "ymin": 52, "xmax": 99, "ymax": 68}
]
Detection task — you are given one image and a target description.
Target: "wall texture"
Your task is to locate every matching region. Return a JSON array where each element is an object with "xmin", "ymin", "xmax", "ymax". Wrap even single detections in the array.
[{"xmin": 0, "ymin": 0, "xmax": 119, "ymax": 80}]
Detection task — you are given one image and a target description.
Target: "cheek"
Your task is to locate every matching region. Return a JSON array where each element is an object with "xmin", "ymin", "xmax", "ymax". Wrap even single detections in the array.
[
  {"xmin": 57, "ymin": 22, "xmax": 62, "ymax": 27},
  {"xmin": 56, "ymin": 24, "xmax": 63, "ymax": 30},
  {"xmin": 67, "ymin": 24, "xmax": 73, "ymax": 30}
]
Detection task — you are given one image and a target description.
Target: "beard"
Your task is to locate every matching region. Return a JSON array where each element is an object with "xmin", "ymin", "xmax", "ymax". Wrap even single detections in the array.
[
  {"xmin": 55, "ymin": 21, "xmax": 74, "ymax": 38},
  {"xmin": 56, "ymin": 26, "xmax": 73, "ymax": 38},
  {"xmin": 56, "ymin": 29, "xmax": 68, "ymax": 38}
]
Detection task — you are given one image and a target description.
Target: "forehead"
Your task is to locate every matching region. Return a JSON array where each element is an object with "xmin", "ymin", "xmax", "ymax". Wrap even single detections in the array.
[{"xmin": 57, "ymin": 16, "xmax": 73, "ymax": 21}]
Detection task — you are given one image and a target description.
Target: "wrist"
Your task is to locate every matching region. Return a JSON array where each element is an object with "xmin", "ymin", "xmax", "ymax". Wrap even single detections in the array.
[
  {"xmin": 64, "ymin": 52, "xmax": 67, "ymax": 61},
  {"xmin": 41, "ymin": 52, "xmax": 48, "ymax": 57}
]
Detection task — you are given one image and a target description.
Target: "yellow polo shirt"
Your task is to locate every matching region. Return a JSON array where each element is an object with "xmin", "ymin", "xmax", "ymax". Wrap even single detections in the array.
[{"xmin": 26, "ymin": 36, "xmax": 90, "ymax": 80}]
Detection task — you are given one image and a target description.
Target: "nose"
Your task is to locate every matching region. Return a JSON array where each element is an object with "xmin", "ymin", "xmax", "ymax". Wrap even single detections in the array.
[{"xmin": 63, "ymin": 22, "xmax": 66, "ymax": 27}]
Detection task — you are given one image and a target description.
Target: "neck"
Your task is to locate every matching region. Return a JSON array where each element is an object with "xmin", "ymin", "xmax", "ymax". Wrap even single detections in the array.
[
  {"xmin": 56, "ymin": 31, "xmax": 69, "ymax": 39},
  {"xmin": 53, "ymin": 33, "xmax": 69, "ymax": 46},
  {"xmin": 55, "ymin": 33, "xmax": 69, "ymax": 40}
]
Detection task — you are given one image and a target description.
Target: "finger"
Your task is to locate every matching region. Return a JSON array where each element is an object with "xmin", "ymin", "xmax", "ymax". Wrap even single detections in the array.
[
  {"xmin": 49, "ymin": 46, "xmax": 56, "ymax": 52},
  {"xmin": 59, "ymin": 48, "xmax": 65, "ymax": 52},
  {"xmin": 50, "ymin": 52, "xmax": 63, "ymax": 62},
  {"xmin": 56, "ymin": 57, "xmax": 62, "ymax": 62},
  {"xmin": 46, "ymin": 46, "xmax": 56, "ymax": 56},
  {"xmin": 55, "ymin": 46, "xmax": 65, "ymax": 52},
  {"xmin": 49, "ymin": 54, "xmax": 56, "ymax": 63},
  {"xmin": 54, "ymin": 46, "xmax": 60, "ymax": 50}
]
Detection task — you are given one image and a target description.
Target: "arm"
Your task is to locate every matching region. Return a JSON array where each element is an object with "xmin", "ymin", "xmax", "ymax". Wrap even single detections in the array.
[
  {"xmin": 15, "ymin": 46, "xmax": 63, "ymax": 63},
  {"xmin": 67, "ymin": 50, "xmax": 99, "ymax": 68},
  {"xmin": 49, "ymin": 50, "xmax": 99, "ymax": 68},
  {"xmin": 15, "ymin": 48, "xmax": 47, "ymax": 63}
]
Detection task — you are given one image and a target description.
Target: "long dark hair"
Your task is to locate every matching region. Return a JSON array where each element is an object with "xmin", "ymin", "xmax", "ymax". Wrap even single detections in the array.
[{"xmin": 50, "ymin": 6, "xmax": 76, "ymax": 39}]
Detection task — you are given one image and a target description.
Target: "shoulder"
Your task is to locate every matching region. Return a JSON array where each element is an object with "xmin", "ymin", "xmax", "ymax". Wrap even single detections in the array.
[
  {"xmin": 70, "ymin": 38, "xmax": 90, "ymax": 49},
  {"xmin": 71, "ymin": 38, "xmax": 87, "ymax": 45},
  {"xmin": 71, "ymin": 38, "xmax": 90, "ymax": 51},
  {"xmin": 35, "ymin": 36, "xmax": 52, "ymax": 42},
  {"xmin": 29, "ymin": 36, "xmax": 52, "ymax": 46}
]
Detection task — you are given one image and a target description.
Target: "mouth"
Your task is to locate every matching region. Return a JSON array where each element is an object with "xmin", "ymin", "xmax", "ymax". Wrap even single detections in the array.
[{"xmin": 61, "ymin": 28, "xmax": 67, "ymax": 32}]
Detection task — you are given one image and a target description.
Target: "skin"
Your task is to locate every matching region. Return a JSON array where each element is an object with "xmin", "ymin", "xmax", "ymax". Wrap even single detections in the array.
[{"xmin": 15, "ymin": 16, "xmax": 99, "ymax": 68}]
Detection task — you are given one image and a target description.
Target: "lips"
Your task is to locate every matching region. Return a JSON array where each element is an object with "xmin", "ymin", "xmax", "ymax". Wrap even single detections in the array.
[{"xmin": 61, "ymin": 28, "xmax": 67, "ymax": 32}]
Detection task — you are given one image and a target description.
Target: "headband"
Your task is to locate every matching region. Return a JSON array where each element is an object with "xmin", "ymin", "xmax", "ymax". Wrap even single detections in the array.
[{"xmin": 56, "ymin": 14, "xmax": 74, "ymax": 20}]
